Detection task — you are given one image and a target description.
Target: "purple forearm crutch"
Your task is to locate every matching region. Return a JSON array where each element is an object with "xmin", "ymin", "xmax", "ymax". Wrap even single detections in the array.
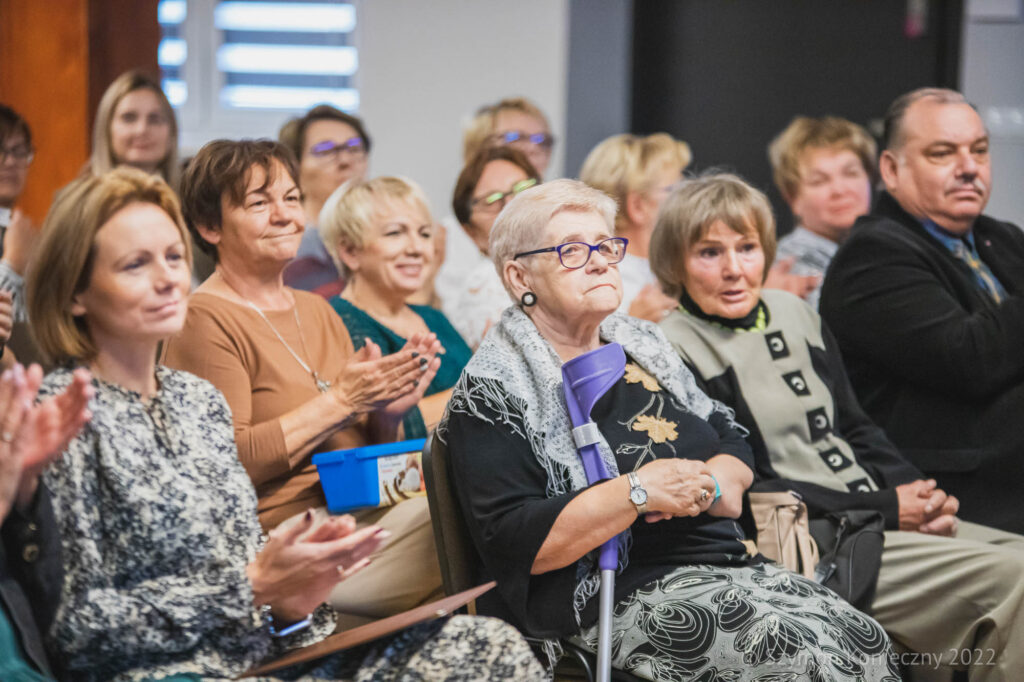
[{"xmin": 561, "ymin": 342, "xmax": 627, "ymax": 682}]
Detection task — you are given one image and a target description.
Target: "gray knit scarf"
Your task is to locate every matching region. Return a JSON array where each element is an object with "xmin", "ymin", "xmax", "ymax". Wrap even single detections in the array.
[{"xmin": 437, "ymin": 306, "xmax": 738, "ymax": 625}]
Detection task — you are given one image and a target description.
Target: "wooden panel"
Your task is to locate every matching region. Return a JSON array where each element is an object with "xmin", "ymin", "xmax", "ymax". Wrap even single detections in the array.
[
  {"xmin": 87, "ymin": 0, "xmax": 160, "ymax": 133},
  {"xmin": 0, "ymin": 0, "xmax": 91, "ymax": 222},
  {"xmin": 0, "ymin": 0, "xmax": 159, "ymax": 222}
]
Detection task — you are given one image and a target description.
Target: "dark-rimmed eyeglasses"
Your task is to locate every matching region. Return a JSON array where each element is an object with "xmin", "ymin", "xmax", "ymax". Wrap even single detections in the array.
[
  {"xmin": 470, "ymin": 177, "xmax": 538, "ymax": 214},
  {"xmin": 0, "ymin": 145, "xmax": 34, "ymax": 166},
  {"xmin": 309, "ymin": 137, "xmax": 366, "ymax": 160},
  {"xmin": 514, "ymin": 237, "xmax": 628, "ymax": 270},
  {"xmin": 492, "ymin": 130, "xmax": 555, "ymax": 152}
]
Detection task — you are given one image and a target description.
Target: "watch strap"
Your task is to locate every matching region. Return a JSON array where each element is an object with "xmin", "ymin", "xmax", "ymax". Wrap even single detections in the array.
[{"xmin": 627, "ymin": 471, "xmax": 648, "ymax": 514}]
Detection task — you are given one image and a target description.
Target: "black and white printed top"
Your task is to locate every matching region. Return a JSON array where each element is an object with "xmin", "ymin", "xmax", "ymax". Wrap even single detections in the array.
[{"xmin": 40, "ymin": 367, "xmax": 334, "ymax": 681}]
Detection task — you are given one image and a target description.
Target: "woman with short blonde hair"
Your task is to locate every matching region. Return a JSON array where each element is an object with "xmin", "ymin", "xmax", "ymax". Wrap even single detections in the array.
[
  {"xmin": 579, "ymin": 132, "xmax": 691, "ymax": 321},
  {"xmin": 768, "ymin": 116, "xmax": 876, "ymax": 204},
  {"xmin": 319, "ymin": 176, "xmax": 431, "ymax": 277},
  {"xmin": 320, "ymin": 176, "xmax": 471, "ymax": 438},
  {"xmin": 765, "ymin": 116, "xmax": 875, "ymax": 309}
]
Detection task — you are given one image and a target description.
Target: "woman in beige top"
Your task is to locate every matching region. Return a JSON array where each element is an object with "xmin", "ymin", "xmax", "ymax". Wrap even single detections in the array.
[{"xmin": 163, "ymin": 139, "xmax": 443, "ymax": 624}]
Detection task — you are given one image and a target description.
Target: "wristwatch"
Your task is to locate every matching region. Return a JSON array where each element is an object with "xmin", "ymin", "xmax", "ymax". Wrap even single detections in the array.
[
  {"xmin": 266, "ymin": 609, "xmax": 313, "ymax": 638},
  {"xmin": 627, "ymin": 471, "xmax": 648, "ymax": 515}
]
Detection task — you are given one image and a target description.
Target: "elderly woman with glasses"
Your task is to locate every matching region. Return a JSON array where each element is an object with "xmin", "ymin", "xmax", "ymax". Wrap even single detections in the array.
[
  {"xmin": 439, "ymin": 146, "xmax": 538, "ymax": 347},
  {"xmin": 438, "ymin": 179, "xmax": 896, "ymax": 681}
]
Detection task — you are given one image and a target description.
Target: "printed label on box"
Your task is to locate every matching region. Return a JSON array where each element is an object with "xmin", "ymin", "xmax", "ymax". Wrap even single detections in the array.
[{"xmin": 377, "ymin": 451, "xmax": 426, "ymax": 507}]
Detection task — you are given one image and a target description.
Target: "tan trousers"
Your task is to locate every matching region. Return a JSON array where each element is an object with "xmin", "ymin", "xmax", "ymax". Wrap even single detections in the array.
[
  {"xmin": 871, "ymin": 521, "xmax": 1024, "ymax": 681},
  {"xmin": 298, "ymin": 497, "xmax": 443, "ymax": 630}
]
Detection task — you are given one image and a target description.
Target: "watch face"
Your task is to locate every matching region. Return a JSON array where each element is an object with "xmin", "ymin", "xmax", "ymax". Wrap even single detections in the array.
[{"xmin": 629, "ymin": 488, "xmax": 647, "ymax": 505}]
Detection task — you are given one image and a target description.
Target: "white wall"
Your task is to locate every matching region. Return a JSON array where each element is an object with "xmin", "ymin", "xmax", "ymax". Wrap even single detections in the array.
[
  {"xmin": 357, "ymin": 0, "xmax": 570, "ymax": 217},
  {"xmin": 961, "ymin": 2, "xmax": 1024, "ymax": 225}
]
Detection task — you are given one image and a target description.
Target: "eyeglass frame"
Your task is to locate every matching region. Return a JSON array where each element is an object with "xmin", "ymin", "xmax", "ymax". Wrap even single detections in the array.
[
  {"xmin": 491, "ymin": 130, "xmax": 555, "ymax": 151},
  {"xmin": 513, "ymin": 236, "xmax": 628, "ymax": 270},
  {"xmin": 0, "ymin": 144, "xmax": 34, "ymax": 166},
  {"xmin": 308, "ymin": 136, "xmax": 367, "ymax": 161},
  {"xmin": 470, "ymin": 177, "xmax": 539, "ymax": 213}
]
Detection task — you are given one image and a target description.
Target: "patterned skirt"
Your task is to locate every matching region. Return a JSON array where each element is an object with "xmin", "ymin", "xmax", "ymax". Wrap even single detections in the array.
[
  {"xmin": 273, "ymin": 615, "xmax": 546, "ymax": 681},
  {"xmin": 575, "ymin": 563, "xmax": 900, "ymax": 681}
]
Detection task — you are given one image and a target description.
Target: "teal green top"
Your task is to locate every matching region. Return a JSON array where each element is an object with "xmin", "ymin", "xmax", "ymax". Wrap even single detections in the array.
[
  {"xmin": 329, "ymin": 297, "xmax": 472, "ymax": 438},
  {"xmin": 0, "ymin": 607, "xmax": 52, "ymax": 681}
]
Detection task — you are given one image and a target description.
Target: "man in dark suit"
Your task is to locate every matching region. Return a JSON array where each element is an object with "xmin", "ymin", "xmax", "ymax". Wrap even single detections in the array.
[{"xmin": 820, "ymin": 87, "xmax": 1024, "ymax": 535}]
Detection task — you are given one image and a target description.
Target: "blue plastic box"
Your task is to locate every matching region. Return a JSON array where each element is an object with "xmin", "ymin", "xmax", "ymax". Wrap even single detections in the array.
[{"xmin": 313, "ymin": 438, "xmax": 427, "ymax": 513}]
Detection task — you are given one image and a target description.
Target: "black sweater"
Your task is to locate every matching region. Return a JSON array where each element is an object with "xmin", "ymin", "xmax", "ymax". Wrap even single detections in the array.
[{"xmin": 444, "ymin": 365, "xmax": 754, "ymax": 638}]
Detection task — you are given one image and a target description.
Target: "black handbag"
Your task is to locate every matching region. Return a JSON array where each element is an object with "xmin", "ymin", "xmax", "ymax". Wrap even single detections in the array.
[{"xmin": 809, "ymin": 509, "xmax": 885, "ymax": 611}]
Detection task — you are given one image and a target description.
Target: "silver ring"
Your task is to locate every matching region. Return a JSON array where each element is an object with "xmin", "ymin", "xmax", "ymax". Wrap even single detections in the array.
[
  {"xmin": 700, "ymin": 489, "xmax": 709, "ymax": 502},
  {"xmin": 0, "ymin": 432, "xmax": 13, "ymax": 443}
]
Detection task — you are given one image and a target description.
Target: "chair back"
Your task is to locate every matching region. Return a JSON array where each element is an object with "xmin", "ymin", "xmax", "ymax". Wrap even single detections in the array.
[{"xmin": 422, "ymin": 433, "xmax": 477, "ymax": 595}]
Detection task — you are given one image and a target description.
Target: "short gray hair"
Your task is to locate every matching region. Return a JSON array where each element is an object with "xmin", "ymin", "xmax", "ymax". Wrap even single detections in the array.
[
  {"xmin": 883, "ymin": 87, "xmax": 970, "ymax": 151},
  {"xmin": 490, "ymin": 178, "xmax": 617, "ymax": 297}
]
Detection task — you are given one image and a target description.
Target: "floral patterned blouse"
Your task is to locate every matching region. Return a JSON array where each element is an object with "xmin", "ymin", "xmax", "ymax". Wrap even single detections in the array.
[{"xmin": 40, "ymin": 367, "xmax": 334, "ymax": 681}]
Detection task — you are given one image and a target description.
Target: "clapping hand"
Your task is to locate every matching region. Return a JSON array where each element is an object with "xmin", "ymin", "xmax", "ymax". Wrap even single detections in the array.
[
  {"xmin": 331, "ymin": 335, "xmax": 438, "ymax": 415},
  {"xmin": 248, "ymin": 510, "xmax": 390, "ymax": 622},
  {"xmin": 0, "ymin": 364, "xmax": 93, "ymax": 517},
  {"xmin": 378, "ymin": 333, "xmax": 442, "ymax": 422}
]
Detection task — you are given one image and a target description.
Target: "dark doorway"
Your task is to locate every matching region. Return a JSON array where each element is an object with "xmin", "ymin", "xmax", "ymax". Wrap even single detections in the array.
[{"xmin": 632, "ymin": 0, "xmax": 964, "ymax": 232}]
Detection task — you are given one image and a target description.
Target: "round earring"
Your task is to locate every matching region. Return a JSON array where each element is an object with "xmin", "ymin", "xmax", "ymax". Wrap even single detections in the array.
[{"xmin": 520, "ymin": 291, "xmax": 538, "ymax": 307}]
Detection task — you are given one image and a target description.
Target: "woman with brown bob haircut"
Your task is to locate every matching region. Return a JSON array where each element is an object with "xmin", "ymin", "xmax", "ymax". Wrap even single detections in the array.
[{"xmin": 163, "ymin": 139, "xmax": 447, "ymax": 626}]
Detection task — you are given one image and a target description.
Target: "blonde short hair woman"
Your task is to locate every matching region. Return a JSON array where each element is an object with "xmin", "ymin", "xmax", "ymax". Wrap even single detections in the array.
[
  {"xmin": 319, "ymin": 176, "xmax": 472, "ymax": 438},
  {"xmin": 579, "ymin": 132, "xmax": 691, "ymax": 321}
]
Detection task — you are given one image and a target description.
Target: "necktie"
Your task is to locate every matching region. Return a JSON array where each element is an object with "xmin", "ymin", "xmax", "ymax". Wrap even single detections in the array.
[{"xmin": 950, "ymin": 240, "xmax": 1004, "ymax": 303}]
